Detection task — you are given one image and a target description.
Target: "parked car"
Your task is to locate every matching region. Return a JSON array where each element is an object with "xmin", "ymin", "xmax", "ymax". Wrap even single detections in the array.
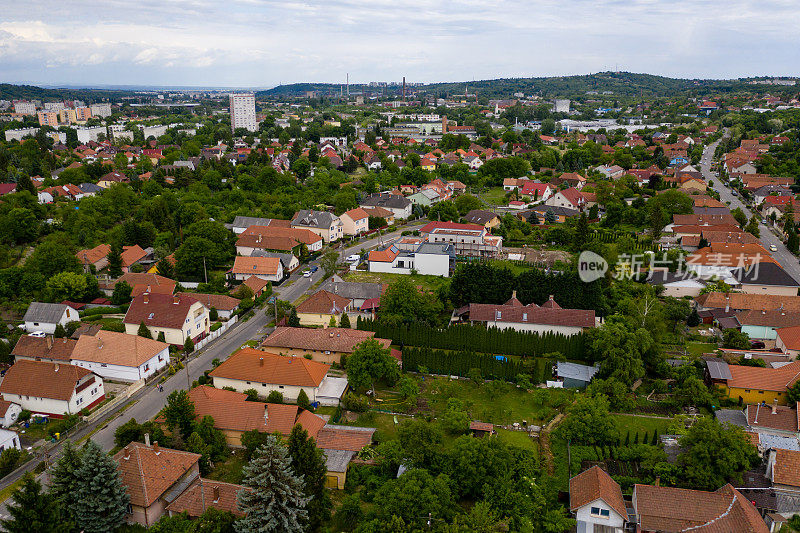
[
  {"xmin": 770, "ymin": 244, "xmax": 778, "ymax": 252},
  {"xmin": 346, "ymin": 254, "xmax": 360, "ymax": 263},
  {"xmin": 310, "ymin": 266, "xmax": 319, "ymax": 273},
  {"xmin": 28, "ymin": 331, "xmax": 46, "ymax": 338},
  {"xmin": 302, "ymin": 270, "xmax": 311, "ymax": 277},
  {"xmin": 750, "ymin": 340, "xmax": 766, "ymax": 349}
]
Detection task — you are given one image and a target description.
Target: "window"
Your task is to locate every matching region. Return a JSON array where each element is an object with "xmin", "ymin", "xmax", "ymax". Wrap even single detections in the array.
[
  {"xmin": 101, "ymin": 363, "xmax": 107, "ymax": 368},
  {"xmin": 279, "ymin": 385, "xmax": 284, "ymax": 389},
  {"xmin": 745, "ymin": 389, "xmax": 751, "ymax": 393},
  {"xmin": 246, "ymin": 381, "xmax": 251, "ymax": 385},
  {"xmin": 144, "ymin": 364, "xmax": 149, "ymax": 372},
  {"xmin": 759, "ymin": 391, "xmax": 765, "ymax": 394},
  {"xmin": 590, "ymin": 507, "xmax": 610, "ymax": 518}
]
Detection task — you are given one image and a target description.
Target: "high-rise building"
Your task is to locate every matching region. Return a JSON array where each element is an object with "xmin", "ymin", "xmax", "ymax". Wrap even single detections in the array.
[
  {"xmin": 37, "ymin": 111, "xmax": 59, "ymax": 128},
  {"xmin": 229, "ymin": 93, "xmax": 257, "ymax": 132},
  {"xmin": 13, "ymin": 101, "xmax": 36, "ymax": 115},
  {"xmin": 90, "ymin": 103, "xmax": 112, "ymax": 118},
  {"xmin": 75, "ymin": 107, "xmax": 92, "ymax": 121}
]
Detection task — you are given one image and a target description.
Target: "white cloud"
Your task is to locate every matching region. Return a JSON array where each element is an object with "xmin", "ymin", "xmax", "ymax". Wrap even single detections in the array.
[{"xmin": 1, "ymin": 0, "xmax": 799, "ymax": 86}]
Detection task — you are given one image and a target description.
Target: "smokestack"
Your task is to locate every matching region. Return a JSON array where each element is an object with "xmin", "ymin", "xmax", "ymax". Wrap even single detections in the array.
[
  {"xmin": 402, "ymin": 77, "xmax": 406, "ymax": 101},
  {"xmin": 123, "ymin": 446, "xmax": 130, "ymax": 460},
  {"xmin": 144, "ymin": 433, "xmax": 150, "ymax": 446},
  {"xmin": 153, "ymin": 441, "xmax": 160, "ymax": 455}
]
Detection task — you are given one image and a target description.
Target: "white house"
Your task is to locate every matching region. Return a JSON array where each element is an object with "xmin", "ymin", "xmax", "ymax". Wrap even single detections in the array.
[
  {"xmin": 0, "ymin": 429, "xmax": 21, "ymax": 453},
  {"xmin": 71, "ymin": 330, "xmax": 170, "ymax": 382},
  {"xmin": 467, "ymin": 296, "xmax": 596, "ymax": 336},
  {"xmin": 22, "ymin": 302, "xmax": 79, "ymax": 335},
  {"xmin": 230, "ymin": 256, "xmax": 284, "ymax": 283},
  {"xmin": 0, "ymin": 360, "xmax": 105, "ymax": 417},
  {"xmin": 209, "ymin": 348, "xmax": 339, "ymax": 403},
  {"xmin": 569, "ymin": 466, "xmax": 627, "ymax": 533},
  {"xmin": 123, "ymin": 293, "xmax": 210, "ymax": 346},
  {"xmin": 0, "ymin": 400, "xmax": 22, "ymax": 428},
  {"xmin": 368, "ymin": 243, "xmax": 454, "ymax": 277}
]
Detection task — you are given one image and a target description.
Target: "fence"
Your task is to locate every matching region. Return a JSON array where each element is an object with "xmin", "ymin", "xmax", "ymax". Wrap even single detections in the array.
[
  {"xmin": 84, "ymin": 378, "xmax": 146, "ymax": 424},
  {"xmin": 195, "ymin": 315, "xmax": 238, "ymax": 350}
]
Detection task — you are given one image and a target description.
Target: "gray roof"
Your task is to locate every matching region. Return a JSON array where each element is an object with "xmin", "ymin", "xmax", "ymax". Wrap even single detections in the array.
[
  {"xmin": 231, "ymin": 216, "xmax": 274, "ymax": 229},
  {"xmin": 23, "ymin": 302, "xmax": 69, "ymax": 324},
  {"xmin": 715, "ymin": 409, "xmax": 748, "ymax": 427},
  {"xmin": 292, "ymin": 210, "xmax": 339, "ymax": 229},
  {"xmin": 705, "ymin": 357, "xmax": 732, "ymax": 380},
  {"xmin": 250, "ymin": 250, "xmax": 296, "ymax": 268},
  {"xmin": 731, "ymin": 262, "xmax": 800, "ymax": 288},
  {"xmin": 415, "ymin": 242, "xmax": 456, "ymax": 257},
  {"xmin": 78, "ymin": 182, "xmax": 103, "ymax": 193},
  {"xmin": 319, "ymin": 275, "xmax": 382, "ymax": 300},
  {"xmin": 531, "ymin": 205, "xmax": 580, "ymax": 217},
  {"xmin": 555, "ymin": 361, "xmax": 599, "ymax": 383},
  {"xmin": 464, "ymin": 209, "xmax": 498, "ymax": 225},
  {"xmin": 361, "ymin": 192, "xmax": 412, "ymax": 210},
  {"xmin": 322, "ymin": 449, "xmax": 355, "ymax": 473},
  {"xmin": 759, "ymin": 433, "xmax": 800, "ymax": 452},
  {"xmin": 647, "ymin": 270, "xmax": 704, "ymax": 286}
]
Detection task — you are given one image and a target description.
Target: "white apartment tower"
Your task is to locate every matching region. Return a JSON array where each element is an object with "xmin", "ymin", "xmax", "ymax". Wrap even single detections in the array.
[{"xmin": 229, "ymin": 93, "xmax": 258, "ymax": 132}]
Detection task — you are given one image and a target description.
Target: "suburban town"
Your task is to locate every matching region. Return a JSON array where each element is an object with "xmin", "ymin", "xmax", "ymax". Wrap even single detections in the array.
[{"xmin": 2, "ymin": 8, "xmax": 800, "ymax": 532}]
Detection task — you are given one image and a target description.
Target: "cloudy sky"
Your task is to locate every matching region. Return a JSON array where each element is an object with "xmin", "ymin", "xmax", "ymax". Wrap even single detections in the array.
[{"xmin": 1, "ymin": 0, "xmax": 799, "ymax": 88}]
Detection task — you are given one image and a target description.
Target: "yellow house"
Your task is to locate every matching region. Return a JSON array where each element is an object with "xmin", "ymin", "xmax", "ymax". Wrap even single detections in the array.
[
  {"xmin": 718, "ymin": 361, "xmax": 800, "ymax": 405},
  {"xmin": 295, "ymin": 290, "xmax": 353, "ymax": 328}
]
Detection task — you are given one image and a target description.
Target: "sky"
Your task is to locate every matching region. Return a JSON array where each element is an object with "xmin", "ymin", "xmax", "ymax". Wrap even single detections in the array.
[{"xmin": 1, "ymin": 0, "xmax": 799, "ymax": 88}]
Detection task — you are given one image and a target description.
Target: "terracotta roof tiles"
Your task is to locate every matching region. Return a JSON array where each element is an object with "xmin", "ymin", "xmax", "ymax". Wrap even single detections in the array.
[{"xmin": 208, "ymin": 349, "xmax": 329, "ymax": 388}]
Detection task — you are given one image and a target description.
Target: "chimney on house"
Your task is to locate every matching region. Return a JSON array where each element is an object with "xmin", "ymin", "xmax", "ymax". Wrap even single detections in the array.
[
  {"xmin": 173, "ymin": 295, "xmax": 180, "ymax": 305},
  {"xmin": 511, "ymin": 290, "xmax": 517, "ymax": 300},
  {"xmin": 143, "ymin": 294, "xmax": 149, "ymax": 304},
  {"xmin": 772, "ymin": 399, "xmax": 778, "ymax": 415},
  {"xmin": 212, "ymin": 486, "xmax": 220, "ymax": 503},
  {"xmin": 259, "ymin": 357, "xmax": 264, "ymax": 366},
  {"xmin": 549, "ymin": 295, "xmax": 554, "ymax": 301},
  {"xmin": 144, "ymin": 433, "xmax": 150, "ymax": 446},
  {"xmin": 123, "ymin": 446, "xmax": 130, "ymax": 460},
  {"xmin": 153, "ymin": 441, "xmax": 160, "ymax": 455},
  {"xmin": 147, "ymin": 285, "xmax": 151, "ymax": 293},
  {"xmin": 54, "ymin": 363, "xmax": 59, "ymax": 372},
  {"xmin": 47, "ymin": 336, "xmax": 53, "ymax": 349}
]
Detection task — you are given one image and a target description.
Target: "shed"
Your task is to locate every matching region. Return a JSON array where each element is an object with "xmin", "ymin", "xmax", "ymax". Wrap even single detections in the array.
[{"xmin": 555, "ymin": 361, "xmax": 600, "ymax": 389}]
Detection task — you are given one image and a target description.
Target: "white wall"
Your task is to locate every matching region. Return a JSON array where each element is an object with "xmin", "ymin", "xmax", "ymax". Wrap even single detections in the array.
[
  {"xmin": 1, "ymin": 403, "xmax": 22, "ymax": 428},
  {"xmin": 24, "ymin": 307, "xmax": 78, "ymax": 334},
  {"xmin": 482, "ymin": 320, "xmax": 585, "ymax": 337},
  {"xmin": 574, "ymin": 499, "xmax": 625, "ymax": 533},
  {"xmin": 72, "ymin": 347, "xmax": 170, "ymax": 382},
  {"xmin": 0, "ymin": 430, "xmax": 21, "ymax": 452},
  {"xmin": 1, "ymin": 375, "xmax": 103, "ymax": 416},
  {"xmin": 211, "ymin": 376, "xmax": 319, "ymax": 402}
]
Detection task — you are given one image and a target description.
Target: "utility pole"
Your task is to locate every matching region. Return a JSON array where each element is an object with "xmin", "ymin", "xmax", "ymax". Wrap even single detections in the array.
[{"xmin": 203, "ymin": 256, "xmax": 208, "ymax": 284}]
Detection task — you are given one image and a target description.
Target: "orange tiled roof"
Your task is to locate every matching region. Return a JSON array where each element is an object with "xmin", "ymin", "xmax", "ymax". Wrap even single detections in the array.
[
  {"xmin": 569, "ymin": 466, "xmax": 627, "ymax": 518},
  {"xmin": 114, "ymin": 442, "xmax": 200, "ymax": 508},
  {"xmin": 209, "ymin": 349, "xmax": 330, "ymax": 388},
  {"xmin": 726, "ymin": 361, "xmax": 800, "ymax": 392}
]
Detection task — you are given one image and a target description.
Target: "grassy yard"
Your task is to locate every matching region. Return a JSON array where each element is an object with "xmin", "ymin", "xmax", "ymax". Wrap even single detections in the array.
[
  {"xmin": 416, "ymin": 376, "xmax": 574, "ymax": 426},
  {"xmin": 685, "ymin": 341, "xmax": 718, "ymax": 357},
  {"xmin": 477, "ymin": 186, "xmax": 509, "ymax": 207},
  {"xmin": 612, "ymin": 414, "xmax": 673, "ymax": 442},
  {"xmin": 496, "ymin": 428, "xmax": 539, "ymax": 452},
  {"xmin": 336, "ymin": 411, "xmax": 404, "ymax": 441},
  {"xmin": 207, "ymin": 450, "xmax": 246, "ymax": 485},
  {"xmin": 342, "ymin": 270, "xmax": 448, "ymax": 293}
]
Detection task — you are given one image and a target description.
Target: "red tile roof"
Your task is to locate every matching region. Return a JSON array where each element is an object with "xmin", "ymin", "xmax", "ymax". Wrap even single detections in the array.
[
  {"xmin": 634, "ymin": 483, "xmax": 768, "ymax": 532},
  {"xmin": 209, "ymin": 349, "xmax": 330, "ymax": 388},
  {"xmin": 123, "ymin": 293, "xmax": 200, "ymax": 330},
  {"xmin": 777, "ymin": 326, "xmax": 800, "ymax": 351},
  {"xmin": 261, "ymin": 327, "xmax": 389, "ymax": 354},
  {"xmin": 178, "ymin": 292, "xmax": 240, "ymax": 312},
  {"xmin": 165, "ymin": 478, "xmax": 246, "ymax": 517},
  {"xmin": 114, "ymin": 442, "xmax": 200, "ymax": 508},
  {"xmin": 469, "ymin": 303, "xmax": 595, "ymax": 328},
  {"xmin": 726, "ymin": 361, "xmax": 800, "ymax": 392},
  {"xmin": 746, "ymin": 402, "xmax": 799, "ymax": 432},
  {"xmin": 296, "ymin": 290, "xmax": 351, "ymax": 315},
  {"xmin": 0, "ymin": 360, "xmax": 92, "ymax": 401},
  {"xmin": 570, "ymin": 466, "xmax": 626, "ymax": 518},
  {"xmin": 11, "ymin": 336, "xmax": 76, "ymax": 362},
  {"xmin": 774, "ymin": 448, "xmax": 800, "ymax": 487}
]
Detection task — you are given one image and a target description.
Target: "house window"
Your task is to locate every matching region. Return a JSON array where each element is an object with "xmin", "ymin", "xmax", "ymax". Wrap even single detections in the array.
[
  {"xmin": 745, "ymin": 389, "xmax": 751, "ymax": 393},
  {"xmin": 144, "ymin": 364, "xmax": 149, "ymax": 372},
  {"xmin": 279, "ymin": 385, "xmax": 284, "ymax": 389},
  {"xmin": 590, "ymin": 507, "xmax": 610, "ymax": 518},
  {"xmin": 101, "ymin": 363, "xmax": 107, "ymax": 368},
  {"xmin": 759, "ymin": 390, "xmax": 765, "ymax": 394},
  {"xmin": 246, "ymin": 381, "xmax": 251, "ymax": 385}
]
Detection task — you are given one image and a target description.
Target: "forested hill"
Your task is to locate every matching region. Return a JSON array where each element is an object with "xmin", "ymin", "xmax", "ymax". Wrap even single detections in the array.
[
  {"xmin": 259, "ymin": 72, "xmax": 767, "ymax": 99},
  {"xmin": 0, "ymin": 84, "xmax": 127, "ymax": 102}
]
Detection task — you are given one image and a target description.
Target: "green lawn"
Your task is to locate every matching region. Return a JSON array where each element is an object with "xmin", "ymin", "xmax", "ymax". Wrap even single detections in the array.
[
  {"xmin": 342, "ymin": 271, "xmax": 448, "ymax": 293},
  {"xmin": 207, "ymin": 451, "xmax": 246, "ymax": 484},
  {"xmin": 496, "ymin": 428, "xmax": 538, "ymax": 452},
  {"xmin": 477, "ymin": 187, "xmax": 509, "ymax": 206},
  {"xmin": 417, "ymin": 376, "xmax": 573, "ymax": 426},
  {"xmin": 612, "ymin": 414, "xmax": 672, "ymax": 441},
  {"xmin": 336, "ymin": 411, "xmax": 404, "ymax": 441},
  {"xmin": 686, "ymin": 342, "xmax": 718, "ymax": 357}
]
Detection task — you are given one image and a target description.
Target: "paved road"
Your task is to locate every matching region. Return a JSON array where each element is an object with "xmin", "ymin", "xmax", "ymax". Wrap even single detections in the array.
[
  {"xmin": 274, "ymin": 220, "xmax": 427, "ymax": 303},
  {"xmin": 701, "ymin": 139, "xmax": 800, "ymax": 282}
]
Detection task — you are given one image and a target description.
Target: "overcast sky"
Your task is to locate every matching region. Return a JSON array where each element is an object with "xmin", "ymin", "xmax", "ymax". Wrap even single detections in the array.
[{"xmin": 1, "ymin": 0, "xmax": 799, "ymax": 88}]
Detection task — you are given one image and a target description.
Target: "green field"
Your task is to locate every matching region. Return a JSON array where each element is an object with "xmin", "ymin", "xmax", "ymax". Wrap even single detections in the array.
[
  {"xmin": 612, "ymin": 414, "xmax": 672, "ymax": 441},
  {"xmin": 343, "ymin": 270, "xmax": 448, "ymax": 293},
  {"xmin": 496, "ymin": 428, "xmax": 539, "ymax": 452},
  {"xmin": 685, "ymin": 341, "xmax": 718, "ymax": 357},
  {"xmin": 477, "ymin": 186, "xmax": 509, "ymax": 206},
  {"xmin": 417, "ymin": 376, "xmax": 573, "ymax": 426}
]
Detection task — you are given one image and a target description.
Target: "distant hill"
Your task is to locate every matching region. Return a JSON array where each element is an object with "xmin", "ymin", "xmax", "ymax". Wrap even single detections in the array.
[
  {"xmin": 259, "ymin": 72, "xmax": 762, "ymax": 99},
  {"xmin": 0, "ymin": 83, "xmax": 128, "ymax": 103}
]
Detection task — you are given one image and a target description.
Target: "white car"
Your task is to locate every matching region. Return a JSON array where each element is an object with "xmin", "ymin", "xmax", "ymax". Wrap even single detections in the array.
[
  {"xmin": 28, "ymin": 331, "xmax": 46, "ymax": 338},
  {"xmin": 346, "ymin": 254, "xmax": 360, "ymax": 263},
  {"xmin": 302, "ymin": 270, "xmax": 312, "ymax": 277},
  {"xmin": 770, "ymin": 244, "xmax": 778, "ymax": 252}
]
